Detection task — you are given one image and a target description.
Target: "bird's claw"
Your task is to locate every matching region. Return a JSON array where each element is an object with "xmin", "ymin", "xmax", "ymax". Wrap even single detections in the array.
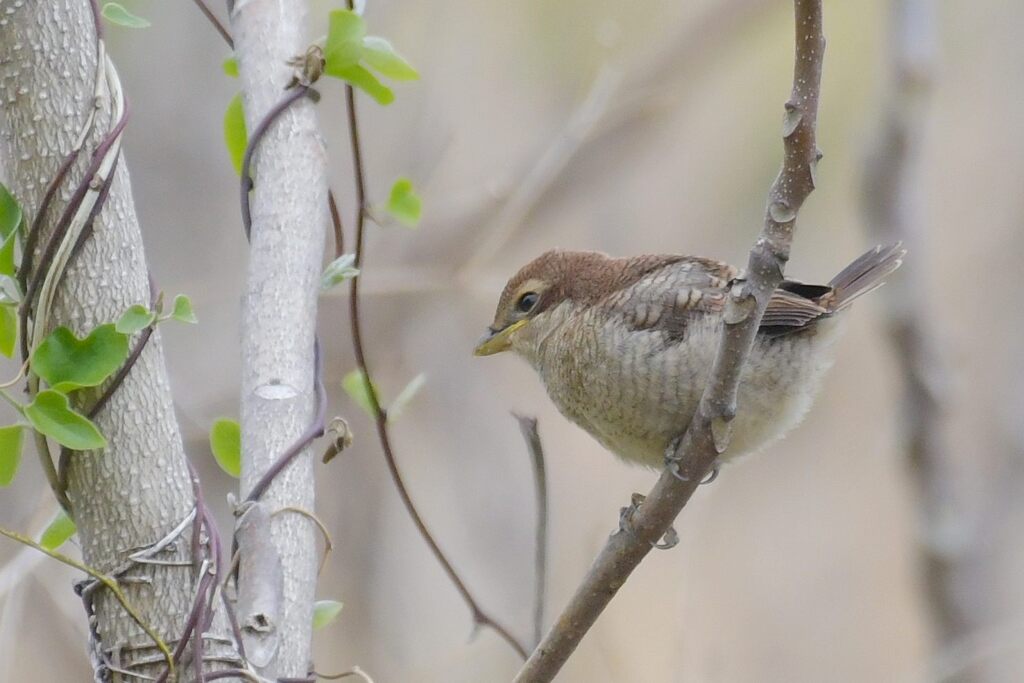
[
  {"xmin": 665, "ymin": 457, "xmax": 720, "ymax": 485},
  {"xmin": 616, "ymin": 493, "xmax": 679, "ymax": 550}
]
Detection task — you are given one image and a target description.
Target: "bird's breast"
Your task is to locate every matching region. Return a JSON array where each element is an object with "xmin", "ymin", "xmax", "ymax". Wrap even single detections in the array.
[{"xmin": 533, "ymin": 310, "xmax": 716, "ymax": 467}]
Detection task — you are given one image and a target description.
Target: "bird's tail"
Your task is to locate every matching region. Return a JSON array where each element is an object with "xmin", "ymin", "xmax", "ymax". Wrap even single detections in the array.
[{"xmin": 826, "ymin": 242, "xmax": 906, "ymax": 311}]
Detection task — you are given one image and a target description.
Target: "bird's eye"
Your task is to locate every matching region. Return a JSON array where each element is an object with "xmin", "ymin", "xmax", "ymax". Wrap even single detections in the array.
[{"xmin": 516, "ymin": 291, "xmax": 539, "ymax": 313}]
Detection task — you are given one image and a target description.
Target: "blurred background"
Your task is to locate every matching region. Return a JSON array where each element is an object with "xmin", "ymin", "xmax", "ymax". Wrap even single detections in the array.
[{"xmin": 2, "ymin": 0, "xmax": 1023, "ymax": 680}]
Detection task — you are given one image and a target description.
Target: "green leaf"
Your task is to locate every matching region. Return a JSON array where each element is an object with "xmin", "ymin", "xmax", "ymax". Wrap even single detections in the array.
[
  {"xmin": 327, "ymin": 63, "xmax": 395, "ymax": 105},
  {"xmin": 31, "ymin": 324, "xmax": 129, "ymax": 393},
  {"xmin": 223, "ymin": 57, "xmax": 239, "ymax": 78},
  {"xmin": 0, "ymin": 233, "xmax": 15, "ymax": 278},
  {"xmin": 0, "ymin": 305, "xmax": 16, "ymax": 358},
  {"xmin": 320, "ymin": 254, "xmax": 359, "ymax": 291},
  {"xmin": 389, "ymin": 373, "xmax": 426, "ymax": 420},
  {"xmin": 171, "ymin": 295, "xmax": 198, "ymax": 324},
  {"xmin": 210, "ymin": 418, "xmax": 241, "ymax": 477},
  {"xmin": 324, "ymin": 10, "xmax": 366, "ymax": 70},
  {"xmin": 25, "ymin": 390, "xmax": 107, "ymax": 450},
  {"xmin": 116, "ymin": 304, "xmax": 155, "ymax": 335},
  {"xmin": 0, "ymin": 425, "xmax": 24, "ymax": 487},
  {"xmin": 0, "ymin": 183, "xmax": 21, "ymax": 241},
  {"xmin": 224, "ymin": 93, "xmax": 248, "ymax": 175},
  {"xmin": 40, "ymin": 509, "xmax": 76, "ymax": 550},
  {"xmin": 386, "ymin": 178, "xmax": 422, "ymax": 227},
  {"xmin": 342, "ymin": 369, "xmax": 380, "ymax": 417},
  {"xmin": 101, "ymin": 3, "xmax": 151, "ymax": 28},
  {"xmin": 0, "ymin": 184, "xmax": 21, "ymax": 279},
  {"xmin": 361, "ymin": 36, "xmax": 419, "ymax": 81},
  {"xmin": 312, "ymin": 600, "xmax": 344, "ymax": 630}
]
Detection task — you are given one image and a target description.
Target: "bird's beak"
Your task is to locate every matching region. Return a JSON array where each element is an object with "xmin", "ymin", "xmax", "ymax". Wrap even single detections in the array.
[{"xmin": 474, "ymin": 320, "xmax": 527, "ymax": 356}]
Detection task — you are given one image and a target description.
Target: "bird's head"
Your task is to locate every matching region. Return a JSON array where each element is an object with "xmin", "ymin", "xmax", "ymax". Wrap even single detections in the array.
[{"xmin": 474, "ymin": 249, "xmax": 615, "ymax": 357}]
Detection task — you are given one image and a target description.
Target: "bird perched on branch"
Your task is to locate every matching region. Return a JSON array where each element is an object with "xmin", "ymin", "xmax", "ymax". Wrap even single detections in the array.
[{"xmin": 475, "ymin": 244, "xmax": 904, "ymax": 473}]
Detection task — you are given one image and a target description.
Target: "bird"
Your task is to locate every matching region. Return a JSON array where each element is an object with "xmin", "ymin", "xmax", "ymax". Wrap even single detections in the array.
[{"xmin": 474, "ymin": 243, "xmax": 904, "ymax": 472}]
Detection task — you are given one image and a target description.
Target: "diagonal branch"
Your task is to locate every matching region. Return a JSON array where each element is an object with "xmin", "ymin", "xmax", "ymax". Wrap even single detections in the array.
[{"xmin": 512, "ymin": 2, "xmax": 826, "ymax": 680}]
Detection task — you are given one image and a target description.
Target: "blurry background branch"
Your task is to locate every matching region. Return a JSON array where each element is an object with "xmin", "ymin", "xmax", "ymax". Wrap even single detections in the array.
[
  {"xmin": 863, "ymin": 0, "xmax": 964, "ymax": 642},
  {"xmin": 455, "ymin": 0, "xmax": 780, "ymax": 277},
  {"xmin": 513, "ymin": 1, "xmax": 825, "ymax": 680},
  {"xmin": 514, "ymin": 414, "xmax": 549, "ymax": 648}
]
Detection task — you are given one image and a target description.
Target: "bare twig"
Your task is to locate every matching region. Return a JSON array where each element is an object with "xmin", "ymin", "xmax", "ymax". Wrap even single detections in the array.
[
  {"xmin": 512, "ymin": 2, "xmax": 826, "ymax": 680},
  {"xmin": 340, "ymin": 11, "xmax": 527, "ymax": 658},
  {"xmin": 191, "ymin": 0, "xmax": 234, "ymax": 48},
  {"xmin": 514, "ymin": 414, "xmax": 548, "ymax": 648},
  {"xmin": 862, "ymin": 0, "xmax": 965, "ymax": 646}
]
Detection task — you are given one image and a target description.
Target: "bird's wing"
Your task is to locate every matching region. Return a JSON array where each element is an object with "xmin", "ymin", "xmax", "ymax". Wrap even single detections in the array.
[
  {"xmin": 601, "ymin": 258, "xmax": 735, "ymax": 342},
  {"xmin": 758, "ymin": 280, "xmax": 832, "ymax": 336},
  {"xmin": 606, "ymin": 259, "xmax": 836, "ymax": 341}
]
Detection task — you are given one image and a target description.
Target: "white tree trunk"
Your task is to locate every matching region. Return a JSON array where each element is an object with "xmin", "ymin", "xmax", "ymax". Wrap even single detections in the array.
[
  {"xmin": 0, "ymin": 0, "xmax": 212, "ymax": 678},
  {"xmin": 229, "ymin": 0, "xmax": 327, "ymax": 678}
]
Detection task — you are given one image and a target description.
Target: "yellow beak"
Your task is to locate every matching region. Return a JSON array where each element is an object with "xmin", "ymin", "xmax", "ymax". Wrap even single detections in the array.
[{"xmin": 473, "ymin": 320, "xmax": 527, "ymax": 356}]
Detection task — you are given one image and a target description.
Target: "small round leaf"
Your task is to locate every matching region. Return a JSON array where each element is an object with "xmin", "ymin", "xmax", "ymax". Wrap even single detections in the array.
[
  {"xmin": 312, "ymin": 600, "xmax": 344, "ymax": 630},
  {"xmin": 171, "ymin": 295, "xmax": 198, "ymax": 324},
  {"xmin": 0, "ymin": 183, "xmax": 22, "ymax": 241},
  {"xmin": 31, "ymin": 324, "xmax": 130, "ymax": 393},
  {"xmin": 210, "ymin": 418, "xmax": 241, "ymax": 477},
  {"xmin": 116, "ymin": 304, "xmax": 155, "ymax": 335},
  {"xmin": 386, "ymin": 178, "xmax": 422, "ymax": 227},
  {"xmin": 40, "ymin": 509, "xmax": 76, "ymax": 550},
  {"xmin": 327, "ymin": 64, "xmax": 394, "ymax": 105},
  {"xmin": 361, "ymin": 36, "xmax": 419, "ymax": 81},
  {"xmin": 320, "ymin": 254, "xmax": 360, "ymax": 291},
  {"xmin": 101, "ymin": 3, "xmax": 151, "ymax": 28},
  {"xmin": 25, "ymin": 390, "xmax": 107, "ymax": 451},
  {"xmin": 0, "ymin": 425, "xmax": 24, "ymax": 487},
  {"xmin": 224, "ymin": 93, "xmax": 248, "ymax": 175},
  {"xmin": 0, "ymin": 304, "xmax": 16, "ymax": 359},
  {"xmin": 324, "ymin": 10, "xmax": 367, "ymax": 70},
  {"xmin": 342, "ymin": 370, "xmax": 379, "ymax": 417}
]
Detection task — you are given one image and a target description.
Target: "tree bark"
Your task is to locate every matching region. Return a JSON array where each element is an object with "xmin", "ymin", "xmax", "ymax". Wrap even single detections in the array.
[
  {"xmin": 229, "ymin": 0, "xmax": 327, "ymax": 678},
  {"xmin": 0, "ymin": 1, "xmax": 210, "ymax": 678}
]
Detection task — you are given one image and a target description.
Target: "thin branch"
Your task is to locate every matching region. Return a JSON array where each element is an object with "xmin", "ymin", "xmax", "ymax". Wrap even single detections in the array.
[
  {"xmin": 514, "ymin": 414, "xmax": 548, "ymax": 649},
  {"xmin": 191, "ymin": 0, "xmax": 234, "ymax": 48},
  {"xmin": 341, "ymin": 46, "xmax": 528, "ymax": 661},
  {"xmin": 512, "ymin": 2, "xmax": 825, "ymax": 680}
]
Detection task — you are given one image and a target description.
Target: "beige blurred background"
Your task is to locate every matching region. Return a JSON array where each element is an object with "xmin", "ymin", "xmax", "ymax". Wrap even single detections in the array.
[{"xmin": 2, "ymin": 0, "xmax": 1023, "ymax": 680}]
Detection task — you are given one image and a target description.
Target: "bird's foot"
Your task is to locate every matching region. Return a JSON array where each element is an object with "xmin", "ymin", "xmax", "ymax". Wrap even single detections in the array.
[
  {"xmin": 664, "ymin": 438, "xmax": 720, "ymax": 485},
  {"xmin": 616, "ymin": 493, "xmax": 679, "ymax": 550}
]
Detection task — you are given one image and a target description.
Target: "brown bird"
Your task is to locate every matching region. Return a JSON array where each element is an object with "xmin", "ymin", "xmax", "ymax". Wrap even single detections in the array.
[{"xmin": 475, "ymin": 244, "xmax": 904, "ymax": 471}]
